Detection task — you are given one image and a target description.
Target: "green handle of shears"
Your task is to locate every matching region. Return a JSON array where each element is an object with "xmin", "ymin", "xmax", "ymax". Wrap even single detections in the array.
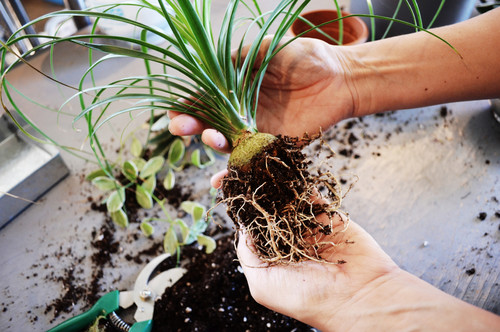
[
  {"xmin": 130, "ymin": 320, "xmax": 153, "ymax": 332},
  {"xmin": 46, "ymin": 290, "xmax": 120, "ymax": 332}
]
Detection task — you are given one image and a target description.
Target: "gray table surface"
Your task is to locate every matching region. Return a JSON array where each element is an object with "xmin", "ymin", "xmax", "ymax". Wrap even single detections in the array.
[{"xmin": 1, "ymin": 1, "xmax": 499, "ymax": 331}]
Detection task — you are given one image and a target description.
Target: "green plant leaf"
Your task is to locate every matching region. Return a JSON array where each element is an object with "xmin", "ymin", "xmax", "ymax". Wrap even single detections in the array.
[
  {"xmin": 163, "ymin": 227, "xmax": 178, "ymax": 255},
  {"xmin": 181, "ymin": 201, "xmax": 206, "ymax": 222},
  {"xmin": 175, "ymin": 218, "xmax": 190, "ymax": 243},
  {"xmin": 163, "ymin": 168, "xmax": 175, "ymax": 190},
  {"xmin": 209, "ymin": 186, "xmax": 218, "ymax": 197},
  {"xmin": 185, "ymin": 219, "xmax": 208, "ymax": 245},
  {"xmin": 123, "ymin": 160, "xmax": 138, "ymax": 181},
  {"xmin": 131, "ymin": 136, "xmax": 143, "ymax": 158},
  {"xmin": 132, "ymin": 158, "xmax": 147, "ymax": 171},
  {"xmin": 140, "ymin": 156, "xmax": 165, "ymax": 178},
  {"xmin": 190, "ymin": 147, "xmax": 215, "ymax": 169},
  {"xmin": 92, "ymin": 176, "xmax": 118, "ymax": 191},
  {"xmin": 140, "ymin": 221, "xmax": 154, "ymax": 237},
  {"xmin": 107, "ymin": 187, "xmax": 126, "ymax": 212},
  {"xmin": 190, "ymin": 149, "xmax": 202, "ymax": 168},
  {"xmin": 151, "ymin": 114, "xmax": 170, "ymax": 131},
  {"xmin": 167, "ymin": 138, "xmax": 185, "ymax": 166},
  {"xmin": 197, "ymin": 234, "xmax": 216, "ymax": 254},
  {"xmin": 142, "ymin": 175, "xmax": 156, "ymax": 194},
  {"xmin": 86, "ymin": 169, "xmax": 107, "ymax": 181},
  {"xmin": 136, "ymin": 185, "xmax": 153, "ymax": 209},
  {"xmin": 110, "ymin": 208, "xmax": 129, "ymax": 228}
]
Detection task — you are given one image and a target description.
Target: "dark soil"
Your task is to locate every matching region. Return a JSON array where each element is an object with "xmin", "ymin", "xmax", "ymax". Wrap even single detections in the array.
[
  {"xmin": 44, "ymin": 219, "xmax": 120, "ymax": 321},
  {"xmin": 221, "ymin": 135, "xmax": 341, "ymax": 263},
  {"xmin": 153, "ymin": 234, "xmax": 312, "ymax": 332}
]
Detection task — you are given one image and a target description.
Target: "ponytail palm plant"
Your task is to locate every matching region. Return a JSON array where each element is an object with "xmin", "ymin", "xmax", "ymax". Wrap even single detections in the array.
[{"xmin": 0, "ymin": 0, "xmax": 452, "ymax": 263}]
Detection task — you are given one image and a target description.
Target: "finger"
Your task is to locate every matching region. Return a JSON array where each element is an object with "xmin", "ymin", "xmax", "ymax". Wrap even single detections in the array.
[
  {"xmin": 210, "ymin": 169, "xmax": 228, "ymax": 189},
  {"xmin": 201, "ymin": 128, "xmax": 232, "ymax": 154},
  {"xmin": 167, "ymin": 110, "xmax": 183, "ymax": 119},
  {"xmin": 168, "ymin": 113, "xmax": 208, "ymax": 136},
  {"xmin": 167, "ymin": 96, "xmax": 195, "ymax": 119}
]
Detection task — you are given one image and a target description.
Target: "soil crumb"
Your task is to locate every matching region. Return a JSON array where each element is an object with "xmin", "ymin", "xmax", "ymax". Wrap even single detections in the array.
[
  {"xmin": 478, "ymin": 212, "xmax": 488, "ymax": 221},
  {"xmin": 465, "ymin": 268, "xmax": 476, "ymax": 276}
]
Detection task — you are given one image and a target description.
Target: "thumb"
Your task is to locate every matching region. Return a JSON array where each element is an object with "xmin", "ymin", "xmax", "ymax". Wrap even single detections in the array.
[{"xmin": 236, "ymin": 230, "xmax": 266, "ymax": 269}]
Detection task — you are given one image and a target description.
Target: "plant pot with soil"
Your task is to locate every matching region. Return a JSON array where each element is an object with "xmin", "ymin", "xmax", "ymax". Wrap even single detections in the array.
[{"xmin": 290, "ymin": 9, "xmax": 369, "ymax": 45}]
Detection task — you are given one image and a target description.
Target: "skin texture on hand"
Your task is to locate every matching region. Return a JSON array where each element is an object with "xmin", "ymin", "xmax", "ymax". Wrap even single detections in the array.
[
  {"xmin": 236, "ymin": 212, "xmax": 399, "ymax": 330},
  {"xmin": 348, "ymin": 7, "xmax": 500, "ymax": 117},
  {"xmin": 237, "ymin": 214, "xmax": 500, "ymax": 331},
  {"xmin": 169, "ymin": 36, "xmax": 358, "ymax": 141},
  {"xmin": 239, "ymin": 36, "xmax": 356, "ymax": 137}
]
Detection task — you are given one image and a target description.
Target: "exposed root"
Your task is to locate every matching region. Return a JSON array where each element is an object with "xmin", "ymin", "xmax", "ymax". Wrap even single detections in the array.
[{"xmin": 221, "ymin": 134, "xmax": 349, "ymax": 265}]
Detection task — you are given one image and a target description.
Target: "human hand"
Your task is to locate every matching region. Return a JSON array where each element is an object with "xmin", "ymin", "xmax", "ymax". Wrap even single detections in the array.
[
  {"xmin": 237, "ymin": 209, "xmax": 500, "ymax": 331},
  {"xmin": 236, "ymin": 211, "xmax": 400, "ymax": 331},
  {"xmin": 168, "ymin": 36, "xmax": 358, "ymax": 151}
]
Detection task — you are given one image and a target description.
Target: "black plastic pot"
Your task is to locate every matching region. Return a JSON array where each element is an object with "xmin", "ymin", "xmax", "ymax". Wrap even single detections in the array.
[
  {"xmin": 350, "ymin": 0, "xmax": 477, "ymax": 39},
  {"xmin": 491, "ymin": 99, "xmax": 500, "ymax": 125},
  {"xmin": 290, "ymin": 10, "xmax": 369, "ymax": 45}
]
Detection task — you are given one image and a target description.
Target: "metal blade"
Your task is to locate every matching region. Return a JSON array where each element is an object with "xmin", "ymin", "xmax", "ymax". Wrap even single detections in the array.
[
  {"xmin": 133, "ymin": 267, "xmax": 186, "ymax": 322},
  {"xmin": 133, "ymin": 253, "xmax": 172, "ymax": 293},
  {"xmin": 118, "ymin": 290, "xmax": 135, "ymax": 309},
  {"xmin": 148, "ymin": 267, "xmax": 187, "ymax": 299},
  {"xmin": 132, "ymin": 253, "xmax": 186, "ymax": 322}
]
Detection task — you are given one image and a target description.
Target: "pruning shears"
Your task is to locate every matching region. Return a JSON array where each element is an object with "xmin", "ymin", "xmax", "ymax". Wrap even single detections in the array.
[{"xmin": 47, "ymin": 253, "xmax": 186, "ymax": 332}]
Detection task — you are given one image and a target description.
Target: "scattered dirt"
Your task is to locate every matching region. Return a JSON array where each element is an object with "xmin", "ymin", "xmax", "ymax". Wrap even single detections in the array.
[
  {"xmin": 478, "ymin": 212, "xmax": 488, "ymax": 221},
  {"xmin": 155, "ymin": 183, "xmax": 193, "ymax": 209},
  {"xmin": 43, "ymin": 219, "xmax": 120, "ymax": 321},
  {"xmin": 440, "ymin": 105, "xmax": 448, "ymax": 118},
  {"xmin": 153, "ymin": 234, "xmax": 312, "ymax": 331},
  {"xmin": 7, "ymin": 105, "xmax": 498, "ymax": 329},
  {"xmin": 466, "ymin": 268, "xmax": 476, "ymax": 276}
]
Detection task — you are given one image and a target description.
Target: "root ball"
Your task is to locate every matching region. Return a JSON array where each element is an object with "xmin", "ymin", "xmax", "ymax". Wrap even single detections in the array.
[{"xmin": 221, "ymin": 134, "xmax": 345, "ymax": 264}]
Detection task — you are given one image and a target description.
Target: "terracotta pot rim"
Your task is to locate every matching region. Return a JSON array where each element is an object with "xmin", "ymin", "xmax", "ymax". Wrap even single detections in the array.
[{"xmin": 290, "ymin": 9, "xmax": 369, "ymax": 46}]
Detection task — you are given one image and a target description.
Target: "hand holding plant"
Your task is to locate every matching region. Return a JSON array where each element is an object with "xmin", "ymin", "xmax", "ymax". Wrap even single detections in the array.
[
  {"xmin": 1, "ymin": 0, "xmax": 475, "ymax": 265},
  {"xmin": 169, "ymin": 36, "xmax": 357, "ymax": 141}
]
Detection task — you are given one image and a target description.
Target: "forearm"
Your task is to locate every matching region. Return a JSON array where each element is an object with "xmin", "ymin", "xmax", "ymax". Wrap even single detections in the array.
[
  {"xmin": 315, "ymin": 269, "xmax": 500, "ymax": 332},
  {"xmin": 344, "ymin": 8, "xmax": 500, "ymax": 117}
]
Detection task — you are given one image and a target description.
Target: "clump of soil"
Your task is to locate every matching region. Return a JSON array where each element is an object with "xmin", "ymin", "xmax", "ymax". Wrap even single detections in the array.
[
  {"xmin": 153, "ymin": 234, "xmax": 312, "ymax": 331},
  {"xmin": 221, "ymin": 134, "xmax": 345, "ymax": 264}
]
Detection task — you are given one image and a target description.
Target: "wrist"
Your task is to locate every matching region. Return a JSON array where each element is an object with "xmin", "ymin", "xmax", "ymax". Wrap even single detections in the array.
[
  {"xmin": 340, "ymin": 10, "xmax": 500, "ymax": 120},
  {"xmin": 314, "ymin": 268, "xmax": 500, "ymax": 332}
]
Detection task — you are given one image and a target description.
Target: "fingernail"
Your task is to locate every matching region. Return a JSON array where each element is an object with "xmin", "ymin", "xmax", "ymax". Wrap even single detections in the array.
[{"xmin": 214, "ymin": 132, "xmax": 227, "ymax": 149}]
